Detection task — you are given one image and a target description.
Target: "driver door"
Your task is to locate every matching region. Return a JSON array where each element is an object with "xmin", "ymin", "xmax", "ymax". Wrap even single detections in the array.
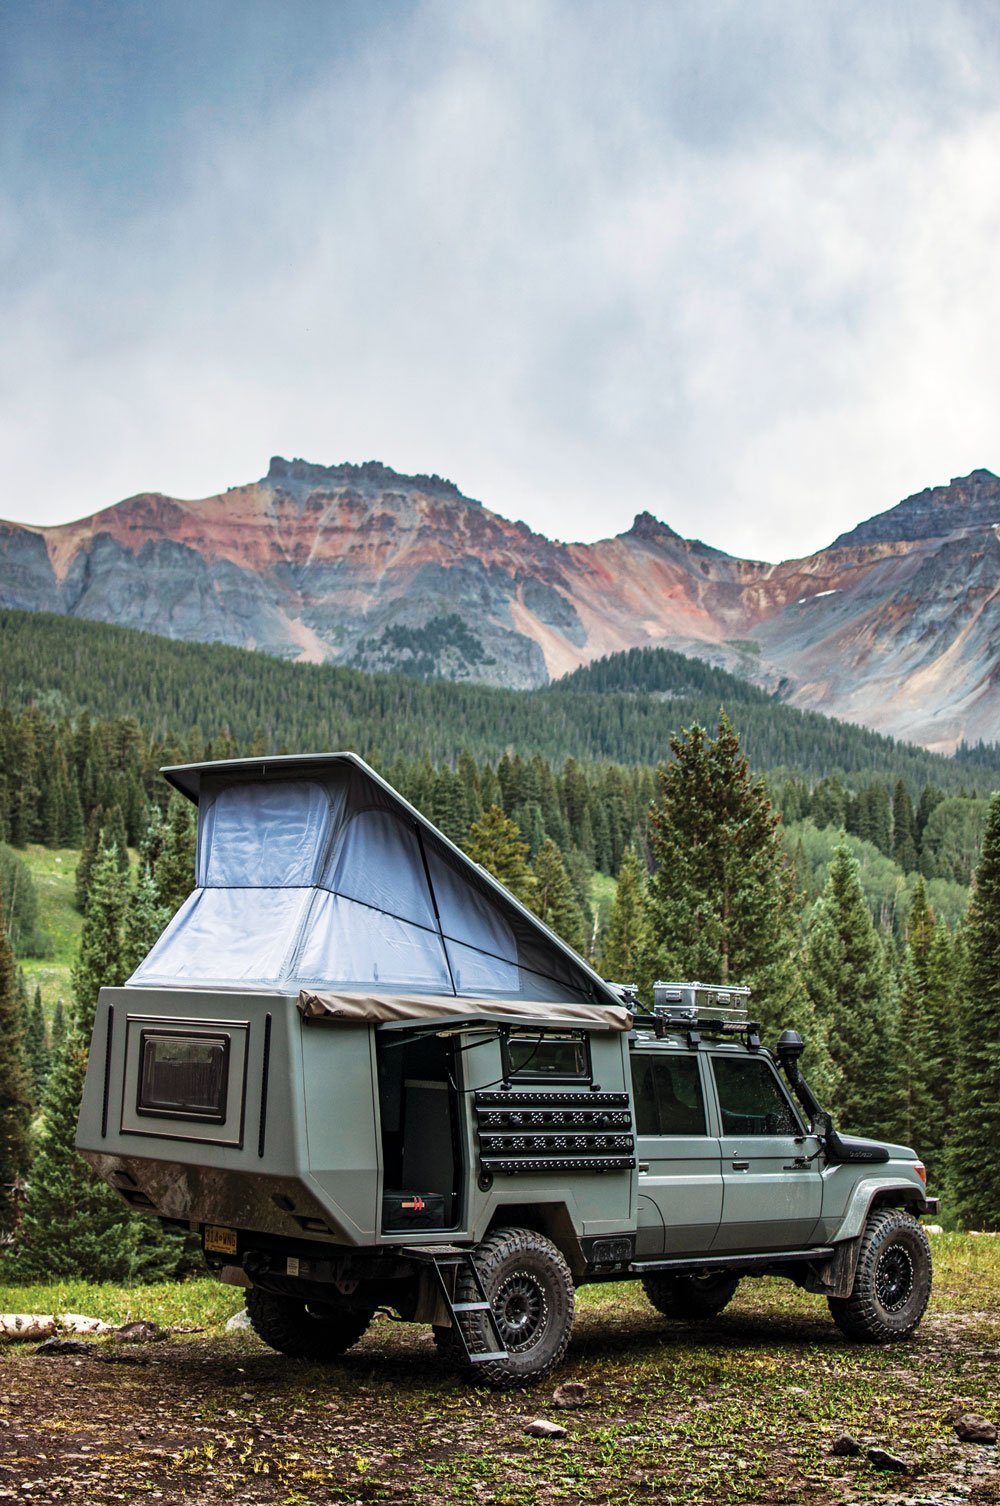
[{"xmin": 707, "ymin": 1053, "xmax": 823, "ymax": 1251}]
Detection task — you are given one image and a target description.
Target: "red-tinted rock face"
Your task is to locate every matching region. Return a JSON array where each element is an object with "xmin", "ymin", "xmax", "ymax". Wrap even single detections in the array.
[{"xmin": 1, "ymin": 458, "xmax": 997, "ymax": 750}]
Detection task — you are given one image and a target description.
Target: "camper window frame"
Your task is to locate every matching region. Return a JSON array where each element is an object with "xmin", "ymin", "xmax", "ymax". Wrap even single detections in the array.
[
  {"xmin": 136, "ymin": 1028, "xmax": 232, "ymax": 1124},
  {"xmin": 501, "ymin": 1027, "xmax": 592, "ymax": 1084}
]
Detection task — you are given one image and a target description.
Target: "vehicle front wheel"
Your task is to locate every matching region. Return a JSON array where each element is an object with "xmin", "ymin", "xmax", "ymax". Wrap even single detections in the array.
[
  {"xmin": 828, "ymin": 1208, "xmax": 932, "ymax": 1343},
  {"xmin": 642, "ymin": 1270, "xmax": 741, "ymax": 1321},
  {"xmin": 246, "ymin": 1287, "xmax": 374, "ymax": 1361},
  {"xmin": 433, "ymin": 1227, "xmax": 575, "ymax": 1389}
]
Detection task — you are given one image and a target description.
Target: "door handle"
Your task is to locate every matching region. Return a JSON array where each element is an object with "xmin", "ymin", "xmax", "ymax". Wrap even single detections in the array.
[
  {"xmin": 783, "ymin": 1156, "xmax": 808, "ymax": 1169},
  {"xmin": 731, "ymin": 1160, "xmax": 750, "ymax": 1171},
  {"xmin": 638, "ymin": 1163, "xmax": 650, "ymax": 1174}
]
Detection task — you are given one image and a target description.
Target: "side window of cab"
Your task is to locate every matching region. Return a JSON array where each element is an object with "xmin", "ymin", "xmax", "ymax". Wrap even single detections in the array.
[
  {"xmin": 711, "ymin": 1055, "xmax": 802, "ymax": 1136},
  {"xmin": 630, "ymin": 1053, "xmax": 707, "ymax": 1136}
]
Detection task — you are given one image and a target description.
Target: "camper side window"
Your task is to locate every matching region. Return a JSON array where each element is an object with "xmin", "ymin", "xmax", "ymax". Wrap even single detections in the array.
[
  {"xmin": 502, "ymin": 1030, "xmax": 591, "ymax": 1083},
  {"xmin": 137, "ymin": 1032, "xmax": 230, "ymax": 1122}
]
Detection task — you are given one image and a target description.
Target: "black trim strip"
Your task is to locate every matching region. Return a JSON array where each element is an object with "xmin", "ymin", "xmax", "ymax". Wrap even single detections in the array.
[
  {"xmin": 258, "ymin": 1013, "xmax": 272, "ymax": 1159},
  {"xmin": 630, "ymin": 1247, "xmax": 835, "ymax": 1275},
  {"xmin": 100, "ymin": 1004, "xmax": 115, "ymax": 1139},
  {"xmin": 476, "ymin": 1090, "xmax": 630, "ymax": 1109},
  {"xmin": 484, "ymin": 1155, "xmax": 636, "ymax": 1175},
  {"xmin": 479, "ymin": 1132, "xmax": 635, "ymax": 1155}
]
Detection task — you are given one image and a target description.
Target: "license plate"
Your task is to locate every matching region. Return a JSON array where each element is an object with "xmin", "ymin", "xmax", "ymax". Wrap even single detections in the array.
[{"xmin": 204, "ymin": 1225, "xmax": 238, "ymax": 1256}]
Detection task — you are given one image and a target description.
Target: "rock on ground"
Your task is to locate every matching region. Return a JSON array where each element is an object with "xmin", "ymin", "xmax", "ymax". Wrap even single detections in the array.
[
  {"xmin": 552, "ymin": 1382, "xmax": 587, "ymax": 1410},
  {"xmin": 524, "ymin": 1418, "xmax": 568, "ymax": 1439},
  {"xmin": 953, "ymin": 1413, "xmax": 997, "ymax": 1445}
]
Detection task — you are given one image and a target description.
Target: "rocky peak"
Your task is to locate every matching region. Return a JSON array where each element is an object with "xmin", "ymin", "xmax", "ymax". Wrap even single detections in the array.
[
  {"xmin": 624, "ymin": 510, "xmax": 681, "ymax": 543},
  {"xmin": 265, "ymin": 455, "xmax": 469, "ymax": 503},
  {"xmin": 831, "ymin": 469, "xmax": 1000, "ymax": 549}
]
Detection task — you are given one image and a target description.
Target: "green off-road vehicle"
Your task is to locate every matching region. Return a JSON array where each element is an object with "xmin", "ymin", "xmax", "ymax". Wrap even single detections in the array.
[{"xmin": 77, "ymin": 754, "xmax": 938, "ymax": 1388}]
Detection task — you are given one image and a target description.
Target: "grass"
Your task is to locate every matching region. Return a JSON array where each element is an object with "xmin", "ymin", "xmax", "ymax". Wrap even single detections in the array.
[
  {"xmin": 17, "ymin": 845, "xmax": 82, "ymax": 1011},
  {"xmin": 0, "ymin": 1233, "xmax": 996, "ymax": 1505},
  {"xmin": 0, "ymin": 1277, "xmax": 244, "ymax": 1330}
]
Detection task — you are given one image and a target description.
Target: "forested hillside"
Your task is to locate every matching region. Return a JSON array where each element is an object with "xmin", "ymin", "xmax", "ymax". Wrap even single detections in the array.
[{"xmin": 2, "ymin": 609, "xmax": 997, "ymax": 787}]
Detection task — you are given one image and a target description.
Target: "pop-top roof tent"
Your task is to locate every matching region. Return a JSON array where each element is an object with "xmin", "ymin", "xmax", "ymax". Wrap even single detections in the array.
[{"xmin": 131, "ymin": 753, "xmax": 623, "ymax": 1013}]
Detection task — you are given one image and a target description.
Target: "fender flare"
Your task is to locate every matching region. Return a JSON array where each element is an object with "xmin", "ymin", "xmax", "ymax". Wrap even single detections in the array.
[{"xmin": 805, "ymin": 1178, "xmax": 928, "ymax": 1298}]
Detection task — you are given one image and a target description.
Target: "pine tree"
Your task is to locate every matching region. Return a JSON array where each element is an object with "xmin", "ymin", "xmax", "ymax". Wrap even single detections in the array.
[
  {"xmin": 121, "ymin": 867, "xmax": 169, "ymax": 978},
  {"xmin": 531, "ymin": 839, "xmax": 586, "ymax": 952},
  {"xmin": 645, "ymin": 716, "xmax": 804, "ymax": 1038},
  {"xmin": 153, "ymin": 795, "xmax": 197, "ymax": 915},
  {"xmin": 890, "ymin": 876, "xmax": 952, "ymax": 1170},
  {"xmin": 10, "ymin": 1023, "xmax": 136, "ymax": 1281},
  {"xmin": 25, "ymin": 985, "xmax": 50, "ymax": 1103},
  {"xmin": 51, "ymin": 998, "xmax": 66, "ymax": 1055},
  {"xmin": 949, "ymin": 792, "xmax": 1000, "ymax": 1229},
  {"xmin": 464, "ymin": 806, "xmax": 537, "ymax": 906},
  {"xmin": 802, "ymin": 843, "xmax": 896, "ymax": 1137},
  {"xmin": 74, "ymin": 804, "xmax": 105, "ymax": 912},
  {"xmin": 600, "ymin": 846, "xmax": 649, "ymax": 986},
  {"xmin": 72, "ymin": 844, "xmax": 129, "ymax": 1040},
  {"xmin": 892, "ymin": 781, "xmax": 918, "ymax": 873},
  {"xmin": 0, "ymin": 903, "xmax": 33, "ymax": 1232}
]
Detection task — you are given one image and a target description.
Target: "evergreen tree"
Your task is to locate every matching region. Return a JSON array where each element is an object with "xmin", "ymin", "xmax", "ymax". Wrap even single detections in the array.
[
  {"xmin": 10, "ymin": 1023, "xmax": 136, "ymax": 1281},
  {"xmin": 121, "ymin": 867, "xmax": 169, "ymax": 979},
  {"xmin": 645, "ymin": 716, "xmax": 803, "ymax": 1035},
  {"xmin": 74, "ymin": 804, "xmax": 105, "ymax": 912},
  {"xmin": 25, "ymin": 985, "xmax": 50, "ymax": 1103},
  {"xmin": 51, "ymin": 997, "xmax": 66, "ymax": 1055},
  {"xmin": 949, "ymin": 793, "xmax": 1000, "ymax": 1229},
  {"xmin": 600, "ymin": 845, "xmax": 649, "ymax": 986},
  {"xmin": 72, "ymin": 844, "xmax": 129, "ymax": 1039},
  {"xmin": 892, "ymin": 780, "xmax": 918, "ymax": 873},
  {"xmin": 802, "ymin": 843, "xmax": 896, "ymax": 1137},
  {"xmin": 62, "ymin": 772, "xmax": 85, "ymax": 847},
  {"xmin": 153, "ymin": 795, "xmax": 197, "ymax": 915},
  {"xmin": 464, "ymin": 806, "xmax": 537, "ymax": 906},
  {"xmin": 0, "ymin": 845, "xmax": 47, "ymax": 956},
  {"xmin": 531, "ymin": 839, "xmax": 586, "ymax": 953},
  {"xmin": 915, "ymin": 784, "xmax": 944, "ymax": 855},
  {"xmin": 0, "ymin": 903, "xmax": 33, "ymax": 1232}
]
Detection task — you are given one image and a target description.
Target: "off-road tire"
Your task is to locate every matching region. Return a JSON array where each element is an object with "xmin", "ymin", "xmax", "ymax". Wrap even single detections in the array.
[
  {"xmin": 246, "ymin": 1287, "xmax": 374, "ymax": 1361},
  {"xmin": 641, "ymin": 1270, "xmax": 741, "ymax": 1321},
  {"xmin": 827, "ymin": 1208, "xmax": 932, "ymax": 1343},
  {"xmin": 433, "ymin": 1227, "xmax": 575, "ymax": 1389}
]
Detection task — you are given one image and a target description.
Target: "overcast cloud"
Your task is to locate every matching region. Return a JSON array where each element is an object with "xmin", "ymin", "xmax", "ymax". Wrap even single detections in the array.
[{"xmin": 2, "ymin": 0, "xmax": 1000, "ymax": 560}]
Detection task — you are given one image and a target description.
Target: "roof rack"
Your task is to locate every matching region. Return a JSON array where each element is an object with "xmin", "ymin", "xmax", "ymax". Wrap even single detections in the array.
[{"xmin": 629, "ymin": 980, "xmax": 762, "ymax": 1050}]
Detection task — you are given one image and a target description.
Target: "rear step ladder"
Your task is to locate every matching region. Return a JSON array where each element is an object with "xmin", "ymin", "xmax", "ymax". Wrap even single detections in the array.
[{"xmin": 403, "ymin": 1245, "xmax": 508, "ymax": 1364}]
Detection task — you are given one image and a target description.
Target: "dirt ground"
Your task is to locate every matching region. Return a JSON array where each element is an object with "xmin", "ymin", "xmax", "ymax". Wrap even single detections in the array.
[{"xmin": 0, "ymin": 1268, "xmax": 997, "ymax": 1506}]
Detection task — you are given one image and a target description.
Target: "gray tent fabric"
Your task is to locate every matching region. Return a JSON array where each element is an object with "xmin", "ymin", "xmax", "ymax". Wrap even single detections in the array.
[
  {"xmin": 297, "ymin": 991, "xmax": 633, "ymax": 1031},
  {"xmin": 131, "ymin": 753, "xmax": 621, "ymax": 1008}
]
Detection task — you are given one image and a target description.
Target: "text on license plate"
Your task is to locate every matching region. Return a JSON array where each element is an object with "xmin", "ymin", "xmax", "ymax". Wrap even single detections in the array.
[{"xmin": 204, "ymin": 1225, "xmax": 238, "ymax": 1255}]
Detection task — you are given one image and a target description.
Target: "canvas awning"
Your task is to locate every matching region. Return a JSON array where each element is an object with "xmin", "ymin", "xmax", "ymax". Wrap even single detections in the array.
[{"xmin": 297, "ymin": 990, "xmax": 633, "ymax": 1032}]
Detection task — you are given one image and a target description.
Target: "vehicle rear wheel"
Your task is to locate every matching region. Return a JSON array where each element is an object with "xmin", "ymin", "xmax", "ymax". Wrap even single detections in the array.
[
  {"xmin": 433, "ymin": 1227, "xmax": 575, "ymax": 1389},
  {"xmin": 828, "ymin": 1208, "xmax": 931, "ymax": 1343},
  {"xmin": 642, "ymin": 1270, "xmax": 741, "ymax": 1321},
  {"xmin": 246, "ymin": 1287, "xmax": 374, "ymax": 1361}
]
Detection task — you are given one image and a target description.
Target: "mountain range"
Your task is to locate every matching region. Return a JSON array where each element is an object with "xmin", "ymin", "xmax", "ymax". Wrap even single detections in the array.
[{"xmin": 1, "ymin": 456, "xmax": 997, "ymax": 752}]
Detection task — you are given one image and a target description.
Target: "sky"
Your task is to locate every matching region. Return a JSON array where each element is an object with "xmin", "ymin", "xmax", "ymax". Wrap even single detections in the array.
[{"xmin": 2, "ymin": 0, "xmax": 1000, "ymax": 561}]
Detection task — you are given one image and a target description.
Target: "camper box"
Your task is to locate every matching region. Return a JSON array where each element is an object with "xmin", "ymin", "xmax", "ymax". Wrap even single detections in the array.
[{"xmin": 76, "ymin": 755, "xmax": 636, "ymax": 1378}]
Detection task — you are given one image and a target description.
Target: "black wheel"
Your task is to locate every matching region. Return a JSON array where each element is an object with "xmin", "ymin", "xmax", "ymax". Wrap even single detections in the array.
[
  {"xmin": 828, "ymin": 1208, "xmax": 932, "ymax": 1343},
  {"xmin": 246, "ymin": 1287, "xmax": 374, "ymax": 1361},
  {"xmin": 433, "ymin": 1227, "xmax": 575, "ymax": 1389},
  {"xmin": 642, "ymin": 1270, "xmax": 741, "ymax": 1321}
]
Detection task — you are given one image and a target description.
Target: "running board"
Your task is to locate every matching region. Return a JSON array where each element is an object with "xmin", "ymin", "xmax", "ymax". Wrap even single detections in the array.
[
  {"xmin": 402, "ymin": 1246, "xmax": 508, "ymax": 1365},
  {"xmin": 630, "ymin": 1247, "xmax": 835, "ymax": 1276}
]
